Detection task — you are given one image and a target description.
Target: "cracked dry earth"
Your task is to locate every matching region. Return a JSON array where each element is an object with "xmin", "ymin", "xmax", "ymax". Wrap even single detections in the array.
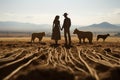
[{"xmin": 0, "ymin": 40, "xmax": 120, "ymax": 80}]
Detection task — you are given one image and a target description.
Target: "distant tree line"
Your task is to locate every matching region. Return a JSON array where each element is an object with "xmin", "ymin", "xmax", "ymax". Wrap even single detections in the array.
[
  {"xmin": 114, "ymin": 33, "xmax": 120, "ymax": 37},
  {"xmin": 0, "ymin": 31, "xmax": 120, "ymax": 37}
]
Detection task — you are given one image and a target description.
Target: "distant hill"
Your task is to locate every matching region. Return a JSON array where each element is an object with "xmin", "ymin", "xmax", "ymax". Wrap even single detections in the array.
[
  {"xmin": 0, "ymin": 21, "xmax": 51, "ymax": 32},
  {"xmin": 0, "ymin": 21, "xmax": 80, "ymax": 33},
  {"xmin": 115, "ymin": 24, "xmax": 120, "ymax": 26},
  {"xmin": 79, "ymin": 22, "xmax": 120, "ymax": 32},
  {"xmin": 0, "ymin": 21, "xmax": 120, "ymax": 33}
]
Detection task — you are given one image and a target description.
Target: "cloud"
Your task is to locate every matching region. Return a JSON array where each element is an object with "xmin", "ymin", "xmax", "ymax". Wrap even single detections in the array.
[
  {"xmin": 98, "ymin": 8, "xmax": 120, "ymax": 24},
  {"xmin": 117, "ymin": 12, "xmax": 120, "ymax": 15},
  {"xmin": 112, "ymin": 9, "xmax": 120, "ymax": 16},
  {"xmin": 0, "ymin": 8, "xmax": 120, "ymax": 25},
  {"xmin": 0, "ymin": 12, "xmax": 54, "ymax": 24},
  {"xmin": 112, "ymin": 8, "xmax": 120, "ymax": 15}
]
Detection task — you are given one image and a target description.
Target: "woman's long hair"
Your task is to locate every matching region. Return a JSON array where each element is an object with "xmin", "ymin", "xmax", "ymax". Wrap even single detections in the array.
[{"xmin": 53, "ymin": 15, "xmax": 59, "ymax": 23}]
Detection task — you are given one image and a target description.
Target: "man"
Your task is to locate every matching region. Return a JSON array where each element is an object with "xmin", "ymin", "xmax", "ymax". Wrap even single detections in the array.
[{"xmin": 61, "ymin": 13, "xmax": 71, "ymax": 46}]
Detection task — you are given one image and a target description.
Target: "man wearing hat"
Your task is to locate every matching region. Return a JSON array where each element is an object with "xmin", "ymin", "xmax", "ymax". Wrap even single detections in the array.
[{"xmin": 61, "ymin": 13, "xmax": 71, "ymax": 46}]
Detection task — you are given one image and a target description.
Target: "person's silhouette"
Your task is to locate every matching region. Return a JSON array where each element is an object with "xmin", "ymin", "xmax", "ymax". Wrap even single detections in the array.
[
  {"xmin": 51, "ymin": 15, "xmax": 61, "ymax": 44},
  {"xmin": 61, "ymin": 13, "xmax": 71, "ymax": 46}
]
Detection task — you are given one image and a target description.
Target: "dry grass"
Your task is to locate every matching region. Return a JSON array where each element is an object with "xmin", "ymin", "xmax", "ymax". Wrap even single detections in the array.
[
  {"xmin": 0, "ymin": 36, "xmax": 120, "ymax": 41},
  {"xmin": 0, "ymin": 36, "xmax": 120, "ymax": 80}
]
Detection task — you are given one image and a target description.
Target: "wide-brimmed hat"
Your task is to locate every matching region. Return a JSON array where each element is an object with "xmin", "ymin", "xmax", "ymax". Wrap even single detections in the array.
[{"xmin": 63, "ymin": 13, "xmax": 68, "ymax": 16}]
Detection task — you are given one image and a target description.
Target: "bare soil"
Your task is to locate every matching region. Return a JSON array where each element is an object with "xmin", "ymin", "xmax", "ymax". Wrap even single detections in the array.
[{"xmin": 0, "ymin": 37, "xmax": 120, "ymax": 80}]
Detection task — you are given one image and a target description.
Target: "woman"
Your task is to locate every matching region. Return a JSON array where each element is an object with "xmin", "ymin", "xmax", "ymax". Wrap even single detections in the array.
[{"xmin": 51, "ymin": 15, "xmax": 61, "ymax": 44}]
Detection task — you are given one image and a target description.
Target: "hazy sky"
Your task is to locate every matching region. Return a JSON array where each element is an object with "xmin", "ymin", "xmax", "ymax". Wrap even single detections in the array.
[{"xmin": 0, "ymin": 0, "xmax": 120, "ymax": 25}]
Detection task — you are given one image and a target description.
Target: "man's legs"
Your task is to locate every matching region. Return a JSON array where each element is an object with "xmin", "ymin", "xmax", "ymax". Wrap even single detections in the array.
[
  {"xmin": 64, "ymin": 30, "xmax": 67, "ymax": 45},
  {"xmin": 68, "ymin": 30, "xmax": 71, "ymax": 45}
]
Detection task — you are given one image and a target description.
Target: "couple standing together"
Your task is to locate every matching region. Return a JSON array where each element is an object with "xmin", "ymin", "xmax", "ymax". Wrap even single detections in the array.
[{"xmin": 51, "ymin": 13, "xmax": 71, "ymax": 46}]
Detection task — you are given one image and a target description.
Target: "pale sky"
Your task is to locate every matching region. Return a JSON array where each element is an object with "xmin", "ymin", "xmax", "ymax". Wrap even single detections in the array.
[{"xmin": 0, "ymin": 0, "xmax": 120, "ymax": 25}]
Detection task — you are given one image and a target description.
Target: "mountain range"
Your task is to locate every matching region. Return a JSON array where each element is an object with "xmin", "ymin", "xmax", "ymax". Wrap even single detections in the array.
[
  {"xmin": 0, "ymin": 21, "xmax": 120, "ymax": 33},
  {"xmin": 0, "ymin": 21, "xmax": 51, "ymax": 32},
  {"xmin": 79, "ymin": 22, "xmax": 120, "ymax": 32}
]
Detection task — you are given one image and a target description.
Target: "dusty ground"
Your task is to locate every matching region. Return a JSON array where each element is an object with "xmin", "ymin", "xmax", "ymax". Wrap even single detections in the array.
[{"xmin": 0, "ymin": 37, "xmax": 120, "ymax": 80}]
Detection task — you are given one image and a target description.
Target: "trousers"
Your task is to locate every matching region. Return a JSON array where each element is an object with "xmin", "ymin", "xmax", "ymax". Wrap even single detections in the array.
[{"xmin": 64, "ymin": 29, "xmax": 71, "ymax": 45}]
